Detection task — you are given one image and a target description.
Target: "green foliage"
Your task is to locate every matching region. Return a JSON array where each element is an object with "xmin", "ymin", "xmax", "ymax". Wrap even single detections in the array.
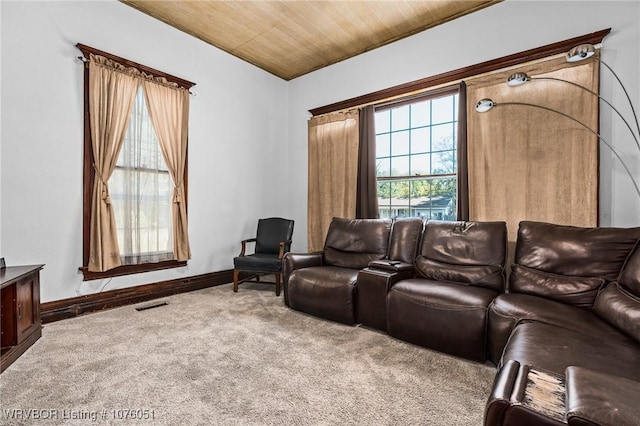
[{"xmin": 377, "ymin": 178, "xmax": 456, "ymax": 199}]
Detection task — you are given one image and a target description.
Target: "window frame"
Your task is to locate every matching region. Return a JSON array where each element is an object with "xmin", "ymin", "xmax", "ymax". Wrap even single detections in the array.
[
  {"xmin": 374, "ymin": 86, "xmax": 461, "ymax": 220},
  {"xmin": 77, "ymin": 44, "xmax": 195, "ymax": 281}
]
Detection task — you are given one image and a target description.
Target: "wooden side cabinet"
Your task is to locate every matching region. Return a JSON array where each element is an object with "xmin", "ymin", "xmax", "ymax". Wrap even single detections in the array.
[{"xmin": 1, "ymin": 265, "xmax": 43, "ymax": 373}]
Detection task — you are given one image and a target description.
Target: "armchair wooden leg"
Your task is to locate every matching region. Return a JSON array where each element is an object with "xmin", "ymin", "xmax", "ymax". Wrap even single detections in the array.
[
  {"xmin": 275, "ymin": 273, "xmax": 281, "ymax": 297},
  {"xmin": 233, "ymin": 269, "xmax": 240, "ymax": 292}
]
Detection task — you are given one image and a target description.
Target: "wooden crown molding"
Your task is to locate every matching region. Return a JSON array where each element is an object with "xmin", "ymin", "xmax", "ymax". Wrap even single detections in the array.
[{"xmin": 309, "ymin": 28, "xmax": 611, "ymax": 116}]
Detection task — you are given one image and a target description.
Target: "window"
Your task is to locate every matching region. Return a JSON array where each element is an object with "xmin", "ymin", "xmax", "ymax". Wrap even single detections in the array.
[
  {"xmin": 78, "ymin": 44, "xmax": 195, "ymax": 280},
  {"xmin": 375, "ymin": 90, "xmax": 459, "ymax": 220},
  {"xmin": 109, "ymin": 89, "xmax": 174, "ymax": 265}
]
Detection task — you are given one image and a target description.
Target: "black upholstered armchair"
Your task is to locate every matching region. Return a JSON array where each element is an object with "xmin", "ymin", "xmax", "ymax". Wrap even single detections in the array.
[{"xmin": 233, "ymin": 217, "xmax": 294, "ymax": 296}]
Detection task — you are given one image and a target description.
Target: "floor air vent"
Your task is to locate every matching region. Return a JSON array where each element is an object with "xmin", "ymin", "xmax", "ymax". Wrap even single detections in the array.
[{"xmin": 135, "ymin": 301, "xmax": 169, "ymax": 311}]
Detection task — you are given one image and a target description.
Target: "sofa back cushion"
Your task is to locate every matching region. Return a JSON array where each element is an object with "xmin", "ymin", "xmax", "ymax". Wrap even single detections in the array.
[
  {"xmin": 509, "ymin": 264, "xmax": 605, "ymax": 308},
  {"xmin": 323, "ymin": 218, "xmax": 392, "ymax": 269},
  {"xmin": 514, "ymin": 221, "xmax": 640, "ymax": 281},
  {"xmin": 618, "ymin": 240, "xmax": 640, "ymax": 297},
  {"xmin": 594, "ymin": 282, "xmax": 640, "ymax": 344},
  {"xmin": 415, "ymin": 220, "xmax": 507, "ymax": 292},
  {"xmin": 388, "ymin": 217, "xmax": 424, "ymax": 264},
  {"xmin": 511, "ymin": 221, "xmax": 640, "ymax": 307}
]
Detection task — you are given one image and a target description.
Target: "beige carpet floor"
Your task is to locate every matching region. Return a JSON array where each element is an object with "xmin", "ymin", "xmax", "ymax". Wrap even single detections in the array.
[{"xmin": 0, "ymin": 283, "xmax": 496, "ymax": 425}]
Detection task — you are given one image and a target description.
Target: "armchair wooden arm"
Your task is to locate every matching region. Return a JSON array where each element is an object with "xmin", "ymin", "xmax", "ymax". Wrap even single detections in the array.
[
  {"xmin": 239, "ymin": 238, "xmax": 257, "ymax": 257},
  {"xmin": 278, "ymin": 240, "xmax": 293, "ymax": 259}
]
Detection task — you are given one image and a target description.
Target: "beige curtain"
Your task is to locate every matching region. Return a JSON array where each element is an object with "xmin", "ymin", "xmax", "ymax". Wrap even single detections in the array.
[
  {"xmin": 308, "ymin": 110, "xmax": 359, "ymax": 252},
  {"xmin": 466, "ymin": 55, "xmax": 599, "ymax": 263},
  {"xmin": 142, "ymin": 80, "xmax": 191, "ymax": 261},
  {"xmin": 110, "ymin": 89, "xmax": 174, "ymax": 264},
  {"xmin": 88, "ymin": 54, "xmax": 139, "ymax": 272}
]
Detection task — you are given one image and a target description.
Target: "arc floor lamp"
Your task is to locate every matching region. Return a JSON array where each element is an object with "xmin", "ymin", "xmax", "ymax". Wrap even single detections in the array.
[{"xmin": 475, "ymin": 43, "xmax": 640, "ymax": 198}]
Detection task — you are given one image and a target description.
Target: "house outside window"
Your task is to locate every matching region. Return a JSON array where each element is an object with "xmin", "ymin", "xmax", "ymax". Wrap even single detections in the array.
[{"xmin": 375, "ymin": 91, "xmax": 459, "ymax": 220}]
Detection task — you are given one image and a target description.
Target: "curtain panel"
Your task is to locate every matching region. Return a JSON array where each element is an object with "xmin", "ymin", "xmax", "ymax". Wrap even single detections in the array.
[
  {"xmin": 457, "ymin": 81, "xmax": 470, "ymax": 221},
  {"xmin": 466, "ymin": 55, "xmax": 599, "ymax": 263},
  {"xmin": 307, "ymin": 110, "xmax": 360, "ymax": 252},
  {"xmin": 87, "ymin": 54, "xmax": 191, "ymax": 272},
  {"xmin": 110, "ymin": 90, "xmax": 174, "ymax": 265},
  {"xmin": 142, "ymin": 81, "xmax": 192, "ymax": 261},
  {"xmin": 356, "ymin": 105, "xmax": 379, "ymax": 219},
  {"xmin": 87, "ymin": 55, "xmax": 139, "ymax": 272}
]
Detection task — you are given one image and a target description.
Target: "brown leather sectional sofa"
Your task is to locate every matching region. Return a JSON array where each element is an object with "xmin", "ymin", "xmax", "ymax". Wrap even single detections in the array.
[{"xmin": 283, "ymin": 217, "xmax": 640, "ymax": 426}]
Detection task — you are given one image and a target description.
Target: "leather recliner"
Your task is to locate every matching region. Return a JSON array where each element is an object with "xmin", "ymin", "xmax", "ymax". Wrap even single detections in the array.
[
  {"xmin": 283, "ymin": 217, "xmax": 392, "ymax": 325},
  {"xmin": 487, "ymin": 221, "xmax": 640, "ymax": 364},
  {"xmin": 485, "ymin": 223, "xmax": 640, "ymax": 426},
  {"xmin": 386, "ymin": 220, "xmax": 508, "ymax": 362}
]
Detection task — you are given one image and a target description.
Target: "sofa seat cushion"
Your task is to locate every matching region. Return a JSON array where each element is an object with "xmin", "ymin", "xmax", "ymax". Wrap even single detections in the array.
[
  {"xmin": 387, "ymin": 279, "xmax": 498, "ymax": 362},
  {"xmin": 233, "ymin": 253, "xmax": 282, "ymax": 272},
  {"xmin": 566, "ymin": 366, "xmax": 640, "ymax": 426},
  {"xmin": 487, "ymin": 293, "xmax": 621, "ymax": 364},
  {"xmin": 501, "ymin": 321, "xmax": 640, "ymax": 381},
  {"xmin": 287, "ymin": 266, "xmax": 360, "ymax": 325},
  {"xmin": 391, "ymin": 279, "xmax": 497, "ymax": 308}
]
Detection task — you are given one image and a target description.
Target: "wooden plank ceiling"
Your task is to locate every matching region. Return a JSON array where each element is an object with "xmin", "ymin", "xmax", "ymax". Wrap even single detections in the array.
[{"xmin": 120, "ymin": 0, "xmax": 501, "ymax": 81}]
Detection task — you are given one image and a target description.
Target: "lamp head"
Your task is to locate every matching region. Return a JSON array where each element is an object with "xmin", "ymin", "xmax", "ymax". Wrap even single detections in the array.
[
  {"xmin": 507, "ymin": 72, "xmax": 530, "ymax": 87},
  {"xmin": 566, "ymin": 44, "xmax": 596, "ymax": 63},
  {"xmin": 475, "ymin": 98, "xmax": 496, "ymax": 112}
]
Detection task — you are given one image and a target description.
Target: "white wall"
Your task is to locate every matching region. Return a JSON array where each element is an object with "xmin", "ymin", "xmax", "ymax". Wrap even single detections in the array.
[
  {"xmin": 287, "ymin": 0, "xmax": 640, "ymax": 249},
  {"xmin": 1, "ymin": 0, "xmax": 289, "ymax": 302},
  {"xmin": 0, "ymin": 0, "xmax": 3, "ymax": 259},
  {"xmin": 2, "ymin": 0, "xmax": 639, "ymax": 303}
]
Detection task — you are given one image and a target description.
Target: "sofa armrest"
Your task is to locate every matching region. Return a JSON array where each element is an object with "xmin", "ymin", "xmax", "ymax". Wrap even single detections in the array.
[
  {"xmin": 282, "ymin": 252, "xmax": 323, "ymax": 307},
  {"xmin": 283, "ymin": 252, "xmax": 323, "ymax": 280},
  {"xmin": 566, "ymin": 366, "xmax": 640, "ymax": 426},
  {"xmin": 485, "ymin": 360, "xmax": 525, "ymax": 426},
  {"xmin": 357, "ymin": 266, "xmax": 414, "ymax": 331},
  {"xmin": 485, "ymin": 360, "xmax": 568, "ymax": 426},
  {"xmin": 368, "ymin": 259, "xmax": 415, "ymax": 274}
]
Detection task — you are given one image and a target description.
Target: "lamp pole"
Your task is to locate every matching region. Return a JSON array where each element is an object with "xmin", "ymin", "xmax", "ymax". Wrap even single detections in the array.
[
  {"xmin": 506, "ymin": 72, "xmax": 640, "ymax": 153},
  {"xmin": 475, "ymin": 98, "xmax": 640, "ymax": 198}
]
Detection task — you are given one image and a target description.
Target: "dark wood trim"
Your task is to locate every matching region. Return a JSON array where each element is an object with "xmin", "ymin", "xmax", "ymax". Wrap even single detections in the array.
[
  {"xmin": 76, "ymin": 43, "xmax": 195, "ymax": 89},
  {"xmin": 374, "ymin": 85, "xmax": 460, "ymax": 112},
  {"xmin": 79, "ymin": 44, "xmax": 190, "ymax": 279},
  {"xmin": 82, "ymin": 59, "xmax": 92, "ymax": 270},
  {"xmin": 79, "ymin": 260, "xmax": 187, "ymax": 281},
  {"xmin": 309, "ymin": 28, "xmax": 611, "ymax": 116},
  {"xmin": 41, "ymin": 270, "xmax": 233, "ymax": 324}
]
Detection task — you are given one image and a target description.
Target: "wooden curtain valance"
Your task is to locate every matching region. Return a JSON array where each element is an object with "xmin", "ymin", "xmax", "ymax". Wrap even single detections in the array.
[{"xmin": 76, "ymin": 43, "xmax": 196, "ymax": 90}]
